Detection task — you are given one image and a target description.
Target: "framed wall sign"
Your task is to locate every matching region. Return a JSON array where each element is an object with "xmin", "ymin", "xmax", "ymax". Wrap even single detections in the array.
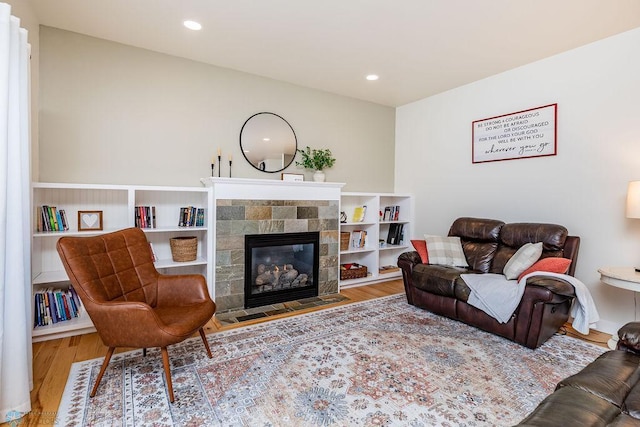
[
  {"xmin": 472, "ymin": 104, "xmax": 557, "ymax": 164},
  {"xmin": 78, "ymin": 210, "xmax": 103, "ymax": 231}
]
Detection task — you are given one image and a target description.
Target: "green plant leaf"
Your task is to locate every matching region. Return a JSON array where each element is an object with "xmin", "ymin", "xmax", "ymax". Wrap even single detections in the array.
[{"xmin": 295, "ymin": 146, "xmax": 336, "ymax": 171}]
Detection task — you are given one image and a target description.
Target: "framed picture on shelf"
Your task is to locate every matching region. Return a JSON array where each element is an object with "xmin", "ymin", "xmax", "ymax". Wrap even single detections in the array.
[
  {"xmin": 78, "ymin": 210, "xmax": 103, "ymax": 231},
  {"xmin": 281, "ymin": 173, "xmax": 304, "ymax": 182}
]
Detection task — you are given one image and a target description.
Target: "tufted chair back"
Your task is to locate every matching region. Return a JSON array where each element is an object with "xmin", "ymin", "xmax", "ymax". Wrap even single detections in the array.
[{"xmin": 58, "ymin": 227, "xmax": 159, "ymax": 309}]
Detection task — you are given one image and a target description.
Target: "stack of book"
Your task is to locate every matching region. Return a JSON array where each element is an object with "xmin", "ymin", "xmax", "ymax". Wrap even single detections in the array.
[
  {"xmin": 38, "ymin": 206, "xmax": 69, "ymax": 232},
  {"xmin": 34, "ymin": 286, "xmax": 82, "ymax": 327},
  {"xmin": 382, "ymin": 205, "xmax": 401, "ymax": 221},
  {"xmin": 135, "ymin": 205, "xmax": 156, "ymax": 228},
  {"xmin": 379, "ymin": 265, "xmax": 400, "ymax": 274},
  {"xmin": 179, "ymin": 206, "xmax": 205, "ymax": 227}
]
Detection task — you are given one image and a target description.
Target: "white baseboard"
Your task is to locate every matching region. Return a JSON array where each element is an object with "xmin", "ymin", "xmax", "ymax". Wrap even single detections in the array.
[{"xmin": 590, "ymin": 318, "xmax": 621, "ymax": 335}]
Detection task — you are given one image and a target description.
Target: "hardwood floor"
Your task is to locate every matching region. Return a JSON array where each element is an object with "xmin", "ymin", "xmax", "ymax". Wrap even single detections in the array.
[{"xmin": 10, "ymin": 279, "xmax": 610, "ymax": 426}]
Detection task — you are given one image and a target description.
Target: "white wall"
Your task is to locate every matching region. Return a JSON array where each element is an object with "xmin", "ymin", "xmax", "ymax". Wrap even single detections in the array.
[
  {"xmin": 395, "ymin": 27, "xmax": 640, "ymax": 334},
  {"xmin": 38, "ymin": 27, "xmax": 395, "ymax": 191}
]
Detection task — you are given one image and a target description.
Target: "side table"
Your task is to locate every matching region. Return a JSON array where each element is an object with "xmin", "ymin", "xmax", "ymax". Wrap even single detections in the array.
[{"xmin": 598, "ymin": 267, "xmax": 640, "ymax": 349}]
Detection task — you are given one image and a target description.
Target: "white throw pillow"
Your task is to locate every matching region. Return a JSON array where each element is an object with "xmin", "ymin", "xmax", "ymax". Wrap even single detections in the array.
[
  {"xmin": 503, "ymin": 242, "xmax": 543, "ymax": 280},
  {"xmin": 424, "ymin": 235, "xmax": 469, "ymax": 267}
]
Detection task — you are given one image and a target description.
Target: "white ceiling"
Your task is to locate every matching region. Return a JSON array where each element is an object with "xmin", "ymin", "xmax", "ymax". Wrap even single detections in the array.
[{"xmin": 29, "ymin": 0, "xmax": 640, "ymax": 107}]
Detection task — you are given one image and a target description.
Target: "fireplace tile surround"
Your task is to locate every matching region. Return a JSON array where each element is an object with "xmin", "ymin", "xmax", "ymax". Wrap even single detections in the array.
[{"xmin": 203, "ymin": 178, "xmax": 344, "ymax": 312}]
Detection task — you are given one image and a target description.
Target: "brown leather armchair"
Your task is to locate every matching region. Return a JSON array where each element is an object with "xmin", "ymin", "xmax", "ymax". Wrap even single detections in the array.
[{"xmin": 56, "ymin": 227, "xmax": 216, "ymax": 403}]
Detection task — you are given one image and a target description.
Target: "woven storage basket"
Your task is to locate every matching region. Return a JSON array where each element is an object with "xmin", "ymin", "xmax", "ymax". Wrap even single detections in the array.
[
  {"xmin": 340, "ymin": 264, "xmax": 367, "ymax": 280},
  {"xmin": 170, "ymin": 236, "xmax": 197, "ymax": 262},
  {"xmin": 340, "ymin": 232, "xmax": 350, "ymax": 251}
]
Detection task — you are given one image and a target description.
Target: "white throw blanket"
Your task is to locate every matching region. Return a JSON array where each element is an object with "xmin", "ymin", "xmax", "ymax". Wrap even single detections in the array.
[
  {"xmin": 461, "ymin": 272, "xmax": 599, "ymax": 334},
  {"xmin": 461, "ymin": 274, "xmax": 525, "ymax": 323}
]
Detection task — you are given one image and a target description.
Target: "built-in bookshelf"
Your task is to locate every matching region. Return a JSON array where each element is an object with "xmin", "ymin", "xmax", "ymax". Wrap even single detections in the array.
[
  {"xmin": 31, "ymin": 182, "xmax": 213, "ymax": 342},
  {"xmin": 339, "ymin": 192, "xmax": 413, "ymax": 288}
]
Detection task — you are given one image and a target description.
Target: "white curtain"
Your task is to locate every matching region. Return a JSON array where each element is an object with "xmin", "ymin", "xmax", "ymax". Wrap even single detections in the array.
[{"xmin": 0, "ymin": 2, "xmax": 32, "ymax": 422}]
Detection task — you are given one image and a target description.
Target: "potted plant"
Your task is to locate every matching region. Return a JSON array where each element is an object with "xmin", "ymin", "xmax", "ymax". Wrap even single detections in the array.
[{"xmin": 295, "ymin": 146, "xmax": 336, "ymax": 182}]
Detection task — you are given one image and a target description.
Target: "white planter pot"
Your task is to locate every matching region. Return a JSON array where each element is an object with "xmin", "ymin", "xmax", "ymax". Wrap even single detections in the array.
[{"xmin": 313, "ymin": 170, "xmax": 326, "ymax": 182}]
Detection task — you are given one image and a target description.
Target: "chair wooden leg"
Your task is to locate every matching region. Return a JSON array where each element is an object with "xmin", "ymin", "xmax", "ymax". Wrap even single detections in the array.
[
  {"xmin": 199, "ymin": 328, "xmax": 213, "ymax": 358},
  {"xmin": 161, "ymin": 347, "xmax": 175, "ymax": 403},
  {"xmin": 90, "ymin": 347, "xmax": 115, "ymax": 398}
]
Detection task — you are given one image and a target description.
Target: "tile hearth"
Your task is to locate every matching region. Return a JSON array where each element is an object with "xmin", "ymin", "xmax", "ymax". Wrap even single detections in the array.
[{"xmin": 215, "ymin": 293, "xmax": 349, "ymax": 325}]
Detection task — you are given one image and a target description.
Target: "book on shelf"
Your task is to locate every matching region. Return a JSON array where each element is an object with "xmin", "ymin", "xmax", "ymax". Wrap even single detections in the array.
[
  {"xmin": 351, "ymin": 205, "xmax": 367, "ymax": 223},
  {"xmin": 350, "ymin": 230, "xmax": 367, "ymax": 249},
  {"xmin": 33, "ymin": 285, "xmax": 83, "ymax": 328},
  {"xmin": 135, "ymin": 206, "xmax": 157, "ymax": 229},
  {"xmin": 386, "ymin": 223, "xmax": 404, "ymax": 245},
  {"xmin": 382, "ymin": 205, "xmax": 401, "ymax": 221},
  {"xmin": 60, "ymin": 209, "xmax": 69, "ymax": 231},
  {"xmin": 178, "ymin": 206, "xmax": 205, "ymax": 227}
]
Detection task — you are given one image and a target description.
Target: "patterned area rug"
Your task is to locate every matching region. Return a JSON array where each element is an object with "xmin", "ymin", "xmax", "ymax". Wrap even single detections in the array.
[{"xmin": 57, "ymin": 294, "xmax": 605, "ymax": 426}]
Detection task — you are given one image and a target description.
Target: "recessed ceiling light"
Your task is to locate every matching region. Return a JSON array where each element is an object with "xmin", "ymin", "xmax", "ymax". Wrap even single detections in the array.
[
  {"xmin": 366, "ymin": 74, "xmax": 379, "ymax": 81},
  {"xmin": 263, "ymin": 138, "xmax": 271, "ymax": 142},
  {"xmin": 183, "ymin": 20, "xmax": 202, "ymax": 31}
]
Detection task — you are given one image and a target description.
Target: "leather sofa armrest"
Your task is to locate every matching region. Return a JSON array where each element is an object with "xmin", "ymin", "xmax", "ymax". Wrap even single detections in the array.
[
  {"xmin": 398, "ymin": 251, "xmax": 421, "ymax": 267},
  {"xmin": 617, "ymin": 322, "xmax": 640, "ymax": 354},
  {"xmin": 525, "ymin": 276, "xmax": 576, "ymax": 298},
  {"xmin": 398, "ymin": 251, "xmax": 422, "ymax": 305}
]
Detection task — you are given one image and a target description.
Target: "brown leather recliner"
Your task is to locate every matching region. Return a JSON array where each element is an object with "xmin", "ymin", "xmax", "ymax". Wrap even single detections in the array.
[
  {"xmin": 56, "ymin": 227, "xmax": 216, "ymax": 403},
  {"xmin": 398, "ymin": 217, "xmax": 580, "ymax": 349}
]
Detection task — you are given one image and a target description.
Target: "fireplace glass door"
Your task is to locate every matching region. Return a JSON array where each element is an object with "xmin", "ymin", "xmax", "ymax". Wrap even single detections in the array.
[{"xmin": 244, "ymin": 232, "xmax": 320, "ymax": 308}]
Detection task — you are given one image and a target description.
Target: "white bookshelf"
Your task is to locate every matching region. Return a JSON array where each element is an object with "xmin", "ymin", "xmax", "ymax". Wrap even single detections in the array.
[
  {"xmin": 31, "ymin": 182, "xmax": 213, "ymax": 342},
  {"xmin": 339, "ymin": 192, "xmax": 413, "ymax": 288}
]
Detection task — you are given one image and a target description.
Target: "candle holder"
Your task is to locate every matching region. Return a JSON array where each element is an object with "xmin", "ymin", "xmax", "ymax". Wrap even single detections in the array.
[
  {"xmin": 211, "ymin": 163, "xmax": 215, "ymax": 177},
  {"xmin": 229, "ymin": 160, "xmax": 232, "ymax": 178},
  {"xmin": 217, "ymin": 156, "xmax": 221, "ymax": 177}
]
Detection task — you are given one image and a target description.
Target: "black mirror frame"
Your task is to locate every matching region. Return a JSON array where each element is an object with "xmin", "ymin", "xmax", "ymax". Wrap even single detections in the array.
[{"xmin": 239, "ymin": 112, "xmax": 298, "ymax": 173}]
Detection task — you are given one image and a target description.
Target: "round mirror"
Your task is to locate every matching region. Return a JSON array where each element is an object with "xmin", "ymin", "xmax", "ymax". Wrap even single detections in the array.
[{"xmin": 240, "ymin": 112, "xmax": 297, "ymax": 173}]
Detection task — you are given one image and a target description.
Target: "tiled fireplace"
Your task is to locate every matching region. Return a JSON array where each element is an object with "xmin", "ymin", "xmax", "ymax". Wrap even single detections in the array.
[{"xmin": 203, "ymin": 178, "xmax": 343, "ymax": 312}]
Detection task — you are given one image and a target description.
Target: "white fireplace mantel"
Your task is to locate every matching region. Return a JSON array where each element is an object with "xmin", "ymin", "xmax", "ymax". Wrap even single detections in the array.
[{"xmin": 200, "ymin": 177, "xmax": 345, "ymax": 200}]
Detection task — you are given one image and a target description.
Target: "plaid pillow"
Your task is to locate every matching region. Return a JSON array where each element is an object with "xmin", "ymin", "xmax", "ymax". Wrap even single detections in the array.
[
  {"xmin": 503, "ymin": 242, "xmax": 543, "ymax": 280},
  {"xmin": 424, "ymin": 235, "xmax": 469, "ymax": 267}
]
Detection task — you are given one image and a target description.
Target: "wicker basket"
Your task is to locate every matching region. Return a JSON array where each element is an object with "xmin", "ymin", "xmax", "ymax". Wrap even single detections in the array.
[
  {"xmin": 340, "ymin": 232, "xmax": 351, "ymax": 251},
  {"xmin": 170, "ymin": 236, "xmax": 197, "ymax": 262},
  {"xmin": 340, "ymin": 263, "xmax": 367, "ymax": 280}
]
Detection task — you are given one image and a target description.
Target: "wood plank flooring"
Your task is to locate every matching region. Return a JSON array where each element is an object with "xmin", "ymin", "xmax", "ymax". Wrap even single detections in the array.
[{"xmin": 8, "ymin": 279, "xmax": 610, "ymax": 426}]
